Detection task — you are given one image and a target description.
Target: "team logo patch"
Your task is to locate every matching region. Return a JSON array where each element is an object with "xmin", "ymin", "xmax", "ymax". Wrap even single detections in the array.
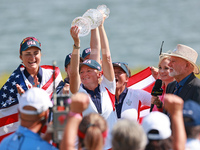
[
  {"xmin": 126, "ymin": 99, "xmax": 132, "ymax": 106},
  {"xmin": 85, "ymin": 48, "xmax": 91, "ymax": 54},
  {"xmin": 84, "ymin": 60, "xmax": 91, "ymax": 64},
  {"xmin": 27, "ymin": 41, "xmax": 36, "ymax": 46},
  {"xmin": 114, "ymin": 62, "xmax": 121, "ymax": 66}
]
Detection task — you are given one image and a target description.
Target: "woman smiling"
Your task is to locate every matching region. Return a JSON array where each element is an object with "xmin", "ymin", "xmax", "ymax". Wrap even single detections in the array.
[{"xmin": 0, "ymin": 37, "xmax": 63, "ymax": 142}]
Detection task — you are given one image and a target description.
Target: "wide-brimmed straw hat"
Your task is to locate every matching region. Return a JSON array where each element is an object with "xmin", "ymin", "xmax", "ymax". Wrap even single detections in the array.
[{"xmin": 166, "ymin": 44, "xmax": 199, "ymax": 74}]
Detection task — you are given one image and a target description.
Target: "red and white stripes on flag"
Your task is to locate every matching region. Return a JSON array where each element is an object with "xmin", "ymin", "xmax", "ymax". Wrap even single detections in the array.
[
  {"xmin": 0, "ymin": 65, "xmax": 63, "ymax": 142},
  {"xmin": 127, "ymin": 67, "xmax": 155, "ymax": 124}
]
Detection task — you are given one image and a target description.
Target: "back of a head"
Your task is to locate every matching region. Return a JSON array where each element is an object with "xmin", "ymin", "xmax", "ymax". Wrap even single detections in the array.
[
  {"xmin": 183, "ymin": 100, "xmax": 200, "ymax": 139},
  {"xmin": 142, "ymin": 112, "xmax": 172, "ymax": 150},
  {"xmin": 18, "ymin": 87, "xmax": 52, "ymax": 125},
  {"xmin": 19, "ymin": 87, "xmax": 52, "ymax": 115},
  {"xmin": 112, "ymin": 119, "xmax": 147, "ymax": 150},
  {"xmin": 78, "ymin": 113, "xmax": 107, "ymax": 150}
]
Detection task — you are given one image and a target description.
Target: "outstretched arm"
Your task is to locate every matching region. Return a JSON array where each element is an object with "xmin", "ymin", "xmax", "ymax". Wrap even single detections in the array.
[
  {"xmin": 164, "ymin": 94, "xmax": 186, "ymax": 150},
  {"xmin": 60, "ymin": 93, "xmax": 89, "ymax": 150},
  {"xmin": 89, "ymin": 28, "xmax": 101, "ymax": 65},
  {"xmin": 69, "ymin": 26, "xmax": 81, "ymax": 94},
  {"xmin": 98, "ymin": 17, "xmax": 114, "ymax": 81}
]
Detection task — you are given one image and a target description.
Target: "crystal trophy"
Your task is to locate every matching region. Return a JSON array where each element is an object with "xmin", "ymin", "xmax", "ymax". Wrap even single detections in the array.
[
  {"xmin": 82, "ymin": 9, "xmax": 103, "ymax": 29},
  {"xmin": 71, "ymin": 4, "xmax": 110, "ymax": 37},
  {"xmin": 97, "ymin": 5, "xmax": 110, "ymax": 19},
  {"xmin": 71, "ymin": 16, "xmax": 91, "ymax": 37}
]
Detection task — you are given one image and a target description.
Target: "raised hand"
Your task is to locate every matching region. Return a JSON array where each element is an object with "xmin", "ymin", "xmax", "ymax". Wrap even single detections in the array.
[
  {"xmin": 33, "ymin": 75, "xmax": 40, "ymax": 87},
  {"xmin": 70, "ymin": 93, "xmax": 89, "ymax": 113},
  {"xmin": 150, "ymin": 66, "xmax": 159, "ymax": 80},
  {"xmin": 16, "ymin": 84, "xmax": 25, "ymax": 96},
  {"xmin": 70, "ymin": 25, "xmax": 80, "ymax": 47},
  {"xmin": 163, "ymin": 94, "xmax": 183, "ymax": 115}
]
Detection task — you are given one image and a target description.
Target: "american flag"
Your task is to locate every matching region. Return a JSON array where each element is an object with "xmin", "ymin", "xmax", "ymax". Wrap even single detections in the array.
[
  {"xmin": 127, "ymin": 67, "xmax": 155, "ymax": 124},
  {"xmin": 0, "ymin": 64, "xmax": 63, "ymax": 142}
]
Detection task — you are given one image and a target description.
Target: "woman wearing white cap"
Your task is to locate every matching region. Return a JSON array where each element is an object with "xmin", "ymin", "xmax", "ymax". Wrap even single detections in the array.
[
  {"xmin": 0, "ymin": 37, "xmax": 63, "ymax": 142},
  {"xmin": 69, "ymin": 16, "xmax": 117, "ymax": 150}
]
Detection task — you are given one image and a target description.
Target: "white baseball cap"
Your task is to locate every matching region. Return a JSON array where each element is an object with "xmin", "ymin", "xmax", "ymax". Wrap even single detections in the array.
[
  {"xmin": 19, "ymin": 87, "xmax": 53, "ymax": 115},
  {"xmin": 121, "ymin": 109, "xmax": 138, "ymax": 121},
  {"xmin": 142, "ymin": 111, "xmax": 171, "ymax": 140}
]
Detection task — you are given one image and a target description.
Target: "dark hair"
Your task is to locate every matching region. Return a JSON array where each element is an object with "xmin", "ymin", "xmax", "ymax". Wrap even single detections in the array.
[
  {"xmin": 124, "ymin": 64, "xmax": 131, "ymax": 77},
  {"xmin": 145, "ymin": 136, "xmax": 173, "ymax": 150},
  {"xmin": 185, "ymin": 125, "xmax": 200, "ymax": 139}
]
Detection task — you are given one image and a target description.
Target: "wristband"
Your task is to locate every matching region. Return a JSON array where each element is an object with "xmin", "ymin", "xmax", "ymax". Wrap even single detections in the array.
[
  {"xmin": 73, "ymin": 44, "xmax": 80, "ymax": 49},
  {"xmin": 156, "ymin": 101, "xmax": 163, "ymax": 109},
  {"xmin": 68, "ymin": 111, "xmax": 82, "ymax": 119}
]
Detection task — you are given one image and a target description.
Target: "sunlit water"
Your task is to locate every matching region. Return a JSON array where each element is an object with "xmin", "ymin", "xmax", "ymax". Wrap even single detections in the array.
[{"xmin": 0, "ymin": 0, "xmax": 200, "ymax": 75}]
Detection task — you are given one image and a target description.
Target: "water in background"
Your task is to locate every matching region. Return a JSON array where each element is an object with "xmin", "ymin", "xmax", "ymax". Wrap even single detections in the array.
[{"xmin": 0, "ymin": 0, "xmax": 200, "ymax": 74}]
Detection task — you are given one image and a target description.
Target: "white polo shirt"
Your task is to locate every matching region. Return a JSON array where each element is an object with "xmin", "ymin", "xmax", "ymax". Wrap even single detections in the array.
[{"xmin": 79, "ymin": 75, "xmax": 117, "ymax": 150}]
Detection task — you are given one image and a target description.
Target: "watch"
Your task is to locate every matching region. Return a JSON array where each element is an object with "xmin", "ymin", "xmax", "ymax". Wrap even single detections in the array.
[{"xmin": 73, "ymin": 44, "xmax": 80, "ymax": 49}]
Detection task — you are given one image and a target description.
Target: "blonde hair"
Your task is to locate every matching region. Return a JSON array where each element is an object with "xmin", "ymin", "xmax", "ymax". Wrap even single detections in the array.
[
  {"xmin": 158, "ymin": 53, "xmax": 170, "ymax": 66},
  {"xmin": 78, "ymin": 113, "xmax": 107, "ymax": 150}
]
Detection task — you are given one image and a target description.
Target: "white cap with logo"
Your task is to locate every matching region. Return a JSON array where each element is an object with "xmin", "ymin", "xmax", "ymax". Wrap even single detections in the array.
[
  {"xmin": 19, "ymin": 87, "xmax": 53, "ymax": 115},
  {"xmin": 142, "ymin": 111, "xmax": 171, "ymax": 140}
]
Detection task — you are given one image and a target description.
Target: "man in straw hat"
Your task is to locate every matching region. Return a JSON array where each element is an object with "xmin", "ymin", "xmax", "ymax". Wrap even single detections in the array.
[
  {"xmin": 151, "ymin": 44, "xmax": 200, "ymax": 110},
  {"xmin": 165, "ymin": 44, "xmax": 200, "ymax": 104}
]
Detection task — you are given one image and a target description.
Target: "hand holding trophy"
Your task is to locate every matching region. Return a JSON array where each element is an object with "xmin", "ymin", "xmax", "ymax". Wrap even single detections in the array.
[
  {"xmin": 71, "ymin": 5, "xmax": 110, "ymax": 37},
  {"xmin": 71, "ymin": 17, "xmax": 91, "ymax": 37}
]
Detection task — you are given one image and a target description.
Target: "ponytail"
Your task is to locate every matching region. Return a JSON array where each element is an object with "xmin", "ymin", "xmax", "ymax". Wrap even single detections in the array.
[
  {"xmin": 84, "ymin": 125, "xmax": 104, "ymax": 150},
  {"xmin": 78, "ymin": 113, "xmax": 107, "ymax": 150}
]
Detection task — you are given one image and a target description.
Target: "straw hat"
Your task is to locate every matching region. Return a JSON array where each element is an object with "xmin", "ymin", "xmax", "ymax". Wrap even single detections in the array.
[{"xmin": 166, "ymin": 44, "xmax": 199, "ymax": 74}]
